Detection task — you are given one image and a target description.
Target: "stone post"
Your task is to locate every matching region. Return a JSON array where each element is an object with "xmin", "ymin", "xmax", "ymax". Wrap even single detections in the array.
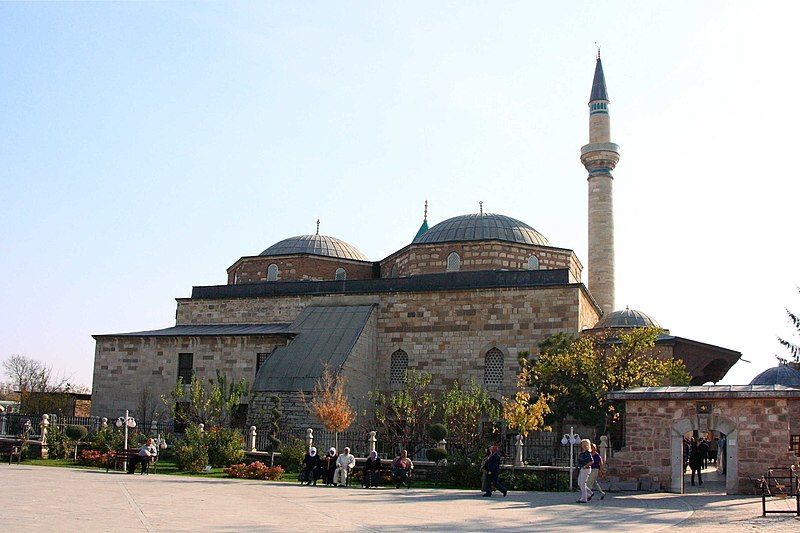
[
  {"xmin": 40, "ymin": 414, "xmax": 50, "ymax": 459},
  {"xmin": 514, "ymin": 434, "xmax": 524, "ymax": 467},
  {"xmin": 368, "ymin": 431, "xmax": 377, "ymax": 455},
  {"xmin": 249, "ymin": 426, "xmax": 257, "ymax": 452},
  {"xmin": 101, "ymin": 417, "xmax": 108, "ymax": 429},
  {"xmin": 198, "ymin": 423, "xmax": 204, "ymax": 433},
  {"xmin": 600, "ymin": 435, "xmax": 610, "ymax": 463},
  {"xmin": 151, "ymin": 420, "xmax": 158, "ymax": 434},
  {"xmin": 305, "ymin": 428, "xmax": 314, "ymax": 452},
  {"xmin": 437, "ymin": 438, "xmax": 447, "ymax": 451}
]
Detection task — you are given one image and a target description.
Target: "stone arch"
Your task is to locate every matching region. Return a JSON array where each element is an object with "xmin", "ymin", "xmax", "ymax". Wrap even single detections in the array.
[{"xmin": 670, "ymin": 414, "xmax": 738, "ymax": 494}]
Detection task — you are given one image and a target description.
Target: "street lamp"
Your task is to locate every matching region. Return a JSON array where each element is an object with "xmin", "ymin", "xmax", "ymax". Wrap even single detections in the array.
[
  {"xmin": 115, "ymin": 410, "xmax": 136, "ymax": 470},
  {"xmin": 561, "ymin": 426, "xmax": 581, "ymax": 491}
]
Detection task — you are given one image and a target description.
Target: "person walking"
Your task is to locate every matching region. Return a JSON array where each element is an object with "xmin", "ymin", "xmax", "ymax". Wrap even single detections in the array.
[
  {"xmin": 482, "ymin": 445, "xmax": 508, "ymax": 497},
  {"xmin": 479, "ymin": 447, "xmax": 491, "ymax": 495},
  {"xmin": 586, "ymin": 443, "xmax": 606, "ymax": 500},
  {"xmin": 689, "ymin": 439, "xmax": 703, "ymax": 486},
  {"xmin": 699, "ymin": 437, "xmax": 710, "ymax": 470},
  {"xmin": 576, "ymin": 439, "xmax": 593, "ymax": 503}
]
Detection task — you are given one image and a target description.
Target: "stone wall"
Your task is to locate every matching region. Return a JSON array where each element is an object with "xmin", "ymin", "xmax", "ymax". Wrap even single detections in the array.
[
  {"xmin": 608, "ymin": 397, "xmax": 800, "ymax": 494},
  {"xmin": 90, "ymin": 335, "xmax": 288, "ymax": 418},
  {"xmin": 228, "ymin": 255, "xmax": 375, "ymax": 284},
  {"xmin": 380, "ymin": 241, "xmax": 582, "ymax": 282}
]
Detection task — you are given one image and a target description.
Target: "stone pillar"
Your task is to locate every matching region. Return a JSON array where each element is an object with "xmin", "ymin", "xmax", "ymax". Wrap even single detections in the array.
[
  {"xmin": 101, "ymin": 417, "xmax": 108, "ymax": 429},
  {"xmin": 437, "ymin": 438, "xmax": 447, "ymax": 451},
  {"xmin": 40, "ymin": 414, "xmax": 50, "ymax": 459},
  {"xmin": 368, "ymin": 431, "xmax": 377, "ymax": 454},
  {"xmin": 305, "ymin": 428, "xmax": 314, "ymax": 452},
  {"xmin": 599, "ymin": 435, "xmax": 609, "ymax": 463},
  {"xmin": 150, "ymin": 420, "xmax": 158, "ymax": 434},
  {"xmin": 249, "ymin": 426, "xmax": 257, "ymax": 452},
  {"xmin": 514, "ymin": 434, "xmax": 524, "ymax": 467},
  {"xmin": 198, "ymin": 423, "xmax": 204, "ymax": 433}
]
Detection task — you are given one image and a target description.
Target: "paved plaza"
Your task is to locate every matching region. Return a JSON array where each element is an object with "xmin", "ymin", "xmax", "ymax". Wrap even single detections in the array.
[{"xmin": 1, "ymin": 465, "xmax": 798, "ymax": 532}]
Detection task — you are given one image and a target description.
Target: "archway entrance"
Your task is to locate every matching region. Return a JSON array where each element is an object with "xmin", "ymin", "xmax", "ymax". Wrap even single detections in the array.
[{"xmin": 671, "ymin": 415, "xmax": 737, "ymax": 494}]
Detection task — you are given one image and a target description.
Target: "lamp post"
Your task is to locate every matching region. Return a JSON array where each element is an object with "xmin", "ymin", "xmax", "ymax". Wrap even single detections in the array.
[
  {"xmin": 115, "ymin": 410, "xmax": 136, "ymax": 470},
  {"xmin": 561, "ymin": 426, "xmax": 581, "ymax": 491}
]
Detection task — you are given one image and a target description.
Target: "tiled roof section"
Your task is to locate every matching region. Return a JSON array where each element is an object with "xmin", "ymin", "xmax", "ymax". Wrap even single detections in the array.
[
  {"xmin": 252, "ymin": 305, "xmax": 376, "ymax": 392},
  {"xmin": 260, "ymin": 234, "xmax": 369, "ymax": 261},
  {"xmin": 607, "ymin": 385, "xmax": 800, "ymax": 400},
  {"xmin": 93, "ymin": 324, "xmax": 295, "ymax": 338},
  {"xmin": 413, "ymin": 213, "xmax": 550, "ymax": 246},
  {"xmin": 593, "ymin": 308, "xmax": 661, "ymax": 329},
  {"xmin": 590, "ymin": 57, "xmax": 609, "ymax": 102},
  {"xmin": 749, "ymin": 364, "xmax": 800, "ymax": 388}
]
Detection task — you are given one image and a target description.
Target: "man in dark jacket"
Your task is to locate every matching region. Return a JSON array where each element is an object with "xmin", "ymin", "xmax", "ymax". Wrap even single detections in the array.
[
  {"xmin": 483, "ymin": 445, "xmax": 508, "ymax": 497},
  {"xmin": 689, "ymin": 439, "xmax": 703, "ymax": 486}
]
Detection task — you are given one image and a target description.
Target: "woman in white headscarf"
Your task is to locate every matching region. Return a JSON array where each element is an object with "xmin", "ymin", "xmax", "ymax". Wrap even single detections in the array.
[
  {"xmin": 302, "ymin": 446, "xmax": 322, "ymax": 486},
  {"xmin": 324, "ymin": 447, "xmax": 338, "ymax": 486},
  {"xmin": 363, "ymin": 450, "xmax": 381, "ymax": 488}
]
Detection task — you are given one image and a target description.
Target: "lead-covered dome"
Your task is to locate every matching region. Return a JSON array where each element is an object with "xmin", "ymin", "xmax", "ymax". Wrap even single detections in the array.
[
  {"xmin": 749, "ymin": 364, "xmax": 800, "ymax": 388},
  {"xmin": 413, "ymin": 213, "xmax": 550, "ymax": 246},
  {"xmin": 260, "ymin": 235, "xmax": 368, "ymax": 261},
  {"xmin": 594, "ymin": 307, "xmax": 662, "ymax": 329}
]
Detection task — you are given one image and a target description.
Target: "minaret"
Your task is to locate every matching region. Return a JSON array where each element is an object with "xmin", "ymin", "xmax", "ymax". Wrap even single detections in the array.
[{"xmin": 580, "ymin": 50, "xmax": 619, "ymax": 315}]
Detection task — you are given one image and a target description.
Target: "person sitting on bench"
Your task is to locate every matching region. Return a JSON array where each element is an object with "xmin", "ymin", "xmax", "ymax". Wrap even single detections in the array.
[
  {"xmin": 363, "ymin": 450, "xmax": 381, "ymax": 488},
  {"xmin": 127, "ymin": 438, "xmax": 157, "ymax": 474},
  {"xmin": 392, "ymin": 449, "xmax": 414, "ymax": 488},
  {"xmin": 301, "ymin": 447, "xmax": 322, "ymax": 486},
  {"xmin": 333, "ymin": 447, "xmax": 355, "ymax": 486}
]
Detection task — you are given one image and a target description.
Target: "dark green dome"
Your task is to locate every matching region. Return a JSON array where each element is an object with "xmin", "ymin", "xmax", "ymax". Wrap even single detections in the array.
[{"xmin": 412, "ymin": 213, "xmax": 550, "ymax": 246}]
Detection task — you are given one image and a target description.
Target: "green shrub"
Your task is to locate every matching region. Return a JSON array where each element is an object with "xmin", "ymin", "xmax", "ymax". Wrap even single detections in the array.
[
  {"xmin": 446, "ymin": 456, "xmax": 481, "ymax": 488},
  {"xmin": 224, "ymin": 462, "xmax": 284, "ymax": 480},
  {"xmin": 89, "ymin": 427, "xmax": 124, "ymax": 452},
  {"xmin": 45, "ymin": 425, "xmax": 71, "ymax": 459},
  {"xmin": 65, "ymin": 425, "xmax": 88, "ymax": 442},
  {"xmin": 425, "ymin": 447, "xmax": 448, "ymax": 463},
  {"xmin": 174, "ymin": 425, "xmax": 209, "ymax": 473},
  {"xmin": 428, "ymin": 423, "xmax": 448, "ymax": 442},
  {"xmin": 276, "ymin": 437, "xmax": 305, "ymax": 473},
  {"xmin": 207, "ymin": 427, "xmax": 244, "ymax": 468},
  {"xmin": 500, "ymin": 470, "xmax": 543, "ymax": 491}
]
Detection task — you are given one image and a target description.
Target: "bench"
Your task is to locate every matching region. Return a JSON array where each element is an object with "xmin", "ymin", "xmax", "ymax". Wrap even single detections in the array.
[
  {"xmin": 0, "ymin": 441, "xmax": 23, "ymax": 465},
  {"xmin": 106, "ymin": 449, "xmax": 159, "ymax": 474}
]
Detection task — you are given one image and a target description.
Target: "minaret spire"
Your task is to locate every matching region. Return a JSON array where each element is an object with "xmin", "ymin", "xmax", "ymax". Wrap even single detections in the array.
[{"xmin": 581, "ymin": 52, "xmax": 619, "ymax": 315}]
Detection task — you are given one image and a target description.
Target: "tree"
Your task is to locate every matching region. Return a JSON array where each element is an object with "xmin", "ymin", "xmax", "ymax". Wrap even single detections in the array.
[
  {"xmin": 440, "ymin": 379, "xmax": 500, "ymax": 460},
  {"xmin": 777, "ymin": 286, "xmax": 800, "ymax": 364},
  {"xmin": 527, "ymin": 327, "xmax": 690, "ymax": 438},
  {"xmin": 267, "ymin": 395, "xmax": 282, "ymax": 452},
  {"xmin": 65, "ymin": 425, "xmax": 88, "ymax": 461},
  {"xmin": 163, "ymin": 371, "xmax": 249, "ymax": 428},
  {"xmin": 368, "ymin": 370, "xmax": 437, "ymax": 458},
  {"xmin": 502, "ymin": 365, "xmax": 551, "ymax": 438},
  {"xmin": 302, "ymin": 365, "xmax": 354, "ymax": 449},
  {"xmin": 2, "ymin": 354, "xmax": 69, "ymax": 394}
]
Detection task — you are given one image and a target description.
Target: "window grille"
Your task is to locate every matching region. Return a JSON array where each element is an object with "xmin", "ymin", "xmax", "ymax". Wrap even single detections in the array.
[
  {"xmin": 527, "ymin": 255, "xmax": 540, "ymax": 270},
  {"xmin": 177, "ymin": 353, "xmax": 193, "ymax": 383},
  {"xmin": 390, "ymin": 349, "xmax": 408, "ymax": 385},
  {"xmin": 335, "ymin": 267, "xmax": 347, "ymax": 281},
  {"xmin": 484, "ymin": 348, "xmax": 504, "ymax": 386},
  {"xmin": 256, "ymin": 352, "xmax": 271, "ymax": 375},
  {"xmin": 446, "ymin": 252, "xmax": 460, "ymax": 272},
  {"xmin": 267, "ymin": 264, "xmax": 278, "ymax": 281}
]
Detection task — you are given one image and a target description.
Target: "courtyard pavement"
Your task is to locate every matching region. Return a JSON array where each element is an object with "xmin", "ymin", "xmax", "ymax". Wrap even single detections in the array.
[{"xmin": 1, "ymin": 465, "xmax": 798, "ymax": 532}]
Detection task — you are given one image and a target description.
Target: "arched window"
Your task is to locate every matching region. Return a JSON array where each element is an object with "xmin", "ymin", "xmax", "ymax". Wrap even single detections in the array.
[
  {"xmin": 390, "ymin": 349, "xmax": 408, "ymax": 385},
  {"xmin": 334, "ymin": 267, "xmax": 347, "ymax": 281},
  {"xmin": 484, "ymin": 348, "xmax": 504, "ymax": 387},
  {"xmin": 266, "ymin": 263, "xmax": 278, "ymax": 281},
  {"xmin": 390, "ymin": 264, "xmax": 398, "ymax": 278},
  {"xmin": 446, "ymin": 252, "xmax": 460, "ymax": 272},
  {"xmin": 527, "ymin": 255, "xmax": 539, "ymax": 270}
]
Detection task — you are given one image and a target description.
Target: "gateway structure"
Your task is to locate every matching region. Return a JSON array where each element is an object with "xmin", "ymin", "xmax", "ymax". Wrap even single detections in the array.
[{"xmin": 91, "ymin": 57, "xmax": 740, "ymax": 431}]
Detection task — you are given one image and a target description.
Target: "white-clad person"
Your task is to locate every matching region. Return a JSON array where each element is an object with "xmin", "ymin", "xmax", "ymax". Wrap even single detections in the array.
[{"xmin": 333, "ymin": 446, "xmax": 356, "ymax": 486}]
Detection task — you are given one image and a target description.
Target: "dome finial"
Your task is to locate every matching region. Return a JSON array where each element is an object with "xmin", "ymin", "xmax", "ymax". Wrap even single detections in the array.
[
  {"xmin": 424, "ymin": 199, "xmax": 428, "ymax": 221},
  {"xmin": 479, "ymin": 201, "xmax": 483, "ymax": 215},
  {"xmin": 596, "ymin": 42, "xmax": 600, "ymax": 60},
  {"xmin": 316, "ymin": 219, "xmax": 320, "ymax": 235}
]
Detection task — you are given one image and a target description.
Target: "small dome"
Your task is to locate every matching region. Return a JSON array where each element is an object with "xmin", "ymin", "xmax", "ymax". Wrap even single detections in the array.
[
  {"xmin": 413, "ymin": 213, "xmax": 550, "ymax": 246},
  {"xmin": 594, "ymin": 308, "xmax": 662, "ymax": 329},
  {"xmin": 749, "ymin": 364, "xmax": 800, "ymax": 388},
  {"xmin": 260, "ymin": 235, "xmax": 368, "ymax": 261}
]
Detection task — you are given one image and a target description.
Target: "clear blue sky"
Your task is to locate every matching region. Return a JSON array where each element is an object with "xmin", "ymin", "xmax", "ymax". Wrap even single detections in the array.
[{"xmin": 1, "ymin": 1, "xmax": 798, "ymax": 388}]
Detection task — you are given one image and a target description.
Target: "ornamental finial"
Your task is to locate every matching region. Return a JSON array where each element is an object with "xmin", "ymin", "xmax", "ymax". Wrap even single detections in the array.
[
  {"xmin": 424, "ymin": 199, "xmax": 428, "ymax": 221},
  {"xmin": 596, "ymin": 43, "xmax": 600, "ymax": 60},
  {"xmin": 479, "ymin": 201, "xmax": 483, "ymax": 215},
  {"xmin": 316, "ymin": 219, "xmax": 320, "ymax": 235}
]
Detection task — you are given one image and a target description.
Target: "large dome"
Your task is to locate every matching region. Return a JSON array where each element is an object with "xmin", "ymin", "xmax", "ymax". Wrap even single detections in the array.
[
  {"xmin": 413, "ymin": 213, "xmax": 550, "ymax": 246},
  {"xmin": 260, "ymin": 234, "xmax": 368, "ymax": 261},
  {"xmin": 593, "ymin": 307, "xmax": 662, "ymax": 329},
  {"xmin": 749, "ymin": 364, "xmax": 800, "ymax": 388}
]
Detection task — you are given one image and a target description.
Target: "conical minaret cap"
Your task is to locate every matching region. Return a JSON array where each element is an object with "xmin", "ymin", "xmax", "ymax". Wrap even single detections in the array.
[{"xmin": 590, "ymin": 57, "xmax": 609, "ymax": 102}]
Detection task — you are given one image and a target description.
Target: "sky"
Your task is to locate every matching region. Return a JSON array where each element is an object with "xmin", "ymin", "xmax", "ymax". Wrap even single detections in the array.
[{"xmin": 1, "ymin": 1, "xmax": 799, "ymax": 389}]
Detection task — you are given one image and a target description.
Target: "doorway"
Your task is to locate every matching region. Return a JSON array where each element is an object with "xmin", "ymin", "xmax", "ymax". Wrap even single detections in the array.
[{"xmin": 671, "ymin": 416, "xmax": 737, "ymax": 494}]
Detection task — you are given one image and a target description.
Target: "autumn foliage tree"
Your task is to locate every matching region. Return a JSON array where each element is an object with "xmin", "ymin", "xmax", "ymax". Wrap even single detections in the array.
[
  {"xmin": 303, "ymin": 365, "xmax": 354, "ymax": 449},
  {"xmin": 525, "ymin": 327, "xmax": 690, "ymax": 438},
  {"xmin": 502, "ymin": 366, "xmax": 551, "ymax": 438}
]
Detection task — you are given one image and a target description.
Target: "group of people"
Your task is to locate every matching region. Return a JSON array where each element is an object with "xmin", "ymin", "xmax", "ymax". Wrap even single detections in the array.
[
  {"xmin": 300, "ymin": 446, "xmax": 414, "ymax": 489},
  {"xmin": 576, "ymin": 439, "xmax": 606, "ymax": 503},
  {"xmin": 683, "ymin": 434, "xmax": 721, "ymax": 486}
]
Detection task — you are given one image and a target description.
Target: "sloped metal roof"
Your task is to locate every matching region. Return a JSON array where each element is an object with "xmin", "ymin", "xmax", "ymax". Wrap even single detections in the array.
[
  {"xmin": 93, "ymin": 324, "xmax": 295, "ymax": 338},
  {"xmin": 749, "ymin": 364, "xmax": 800, "ymax": 387},
  {"xmin": 593, "ymin": 307, "xmax": 662, "ymax": 329},
  {"xmin": 412, "ymin": 213, "xmax": 550, "ymax": 246},
  {"xmin": 590, "ymin": 57, "xmax": 609, "ymax": 102},
  {"xmin": 260, "ymin": 234, "xmax": 369, "ymax": 261},
  {"xmin": 252, "ymin": 305, "xmax": 376, "ymax": 392},
  {"xmin": 607, "ymin": 384, "xmax": 800, "ymax": 400}
]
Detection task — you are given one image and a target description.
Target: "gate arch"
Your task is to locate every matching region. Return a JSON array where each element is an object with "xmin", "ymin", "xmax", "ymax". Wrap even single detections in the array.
[{"xmin": 671, "ymin": 414, "xmax": 737, "ymax": 493}]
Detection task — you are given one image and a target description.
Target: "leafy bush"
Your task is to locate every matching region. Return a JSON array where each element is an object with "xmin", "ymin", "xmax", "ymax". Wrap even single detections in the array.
[
  {"xmin": 78, "ymin": 449, "xmax": 110, "ymax": 468},
  {"xmin": 65, "ymin": 425, "xmax": 89, "ymax": 442},
  {"xmin": 174, "ymin": 425, "xmax": 209, "ymax": 473},
  {"xmin": 428, "ymin": 423, "xmax": 448, "ymax": 442},
  {"xmin": 224, "ymin": 461, "xmax": 284, "ymax": 480},
  {"xmin": 276, "ymin": 437, "xmax": 305, "ymax": 473},
  {"xmin": 206, "ymin": 427, "xmax": 244, "ymax": 468},
  {"xmin": 499, "ymin": 471, "xmax": 543, "ymax": 491},
  {"xmin": 446, "ymin": 454, "xmax": 482, "ymax": 488},
  {"xmin": 45, "ymin": 425, "xmax": 71, "ymax": 459},
  {"xmin": 89, "ymin": 427, "xmax": 124, "ymax": 452},
  {"xmin": 426, "ymin": 448, "xmax": 448, "ymax": 463}
]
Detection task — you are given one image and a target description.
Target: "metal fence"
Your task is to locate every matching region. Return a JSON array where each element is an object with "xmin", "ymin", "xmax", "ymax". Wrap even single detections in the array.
[
  {"xmin": 0, "ymin": 413, "xmax": 42, "ymax": 438},
  {"xmin": 503, "ymin": 433, "xmax": 573, "ymax": 466}
]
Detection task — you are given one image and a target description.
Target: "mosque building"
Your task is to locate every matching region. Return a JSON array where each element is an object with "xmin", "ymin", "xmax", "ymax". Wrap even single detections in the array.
[{"xmin": 91, "ymin": 55, "xmax": 741, "ymax": 431}]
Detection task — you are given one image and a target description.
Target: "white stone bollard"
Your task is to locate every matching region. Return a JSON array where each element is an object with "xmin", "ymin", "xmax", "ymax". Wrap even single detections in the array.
[
  {"xmin": 368, "ymin": 431, "xmax": 377, "ymax": 454},
  {"xmin": 437, "ymin": 438, "xmax": 447, "ymax": 451},
  {"xmin": 40, "ymin": 414, "xmax": 50, "ymax": 454},
  {"xmin": 151, "ymin": 420, "xmax": 158, "ymax": 433},
  {"xmin": 101, "ymin": 417, "xmax": 108, "ymax": 429},
  {"xmin": 249, "ymin": 426, "xmax": 257, "ymax": 452},
  {"xmin": 198, "ymin": 423, "xmax": 204, "ymax": 433},
  {"xmin": 600, "ymin": 435, "xmax": 610, "ymax": 463},
  {"xmin": 514, "ymin": 434, "xmax": 524, "ymax": 467},
  {"xmin": 306, "ymin": 428, "xmax": 314, "ymax": 452}
]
